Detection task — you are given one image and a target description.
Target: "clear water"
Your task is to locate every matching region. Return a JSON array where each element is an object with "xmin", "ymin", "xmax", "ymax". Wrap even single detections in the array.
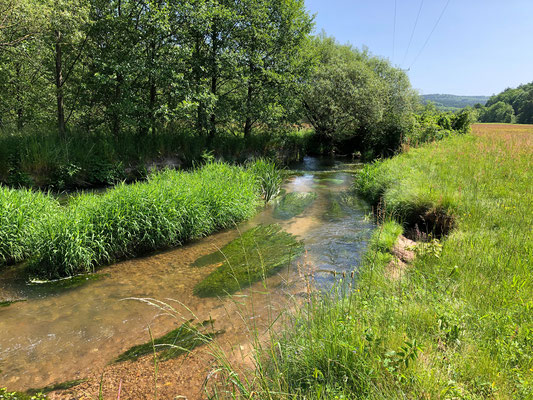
[{"xmin": 0, "ymin": 157, "xmax": 374, "ymax": 391}]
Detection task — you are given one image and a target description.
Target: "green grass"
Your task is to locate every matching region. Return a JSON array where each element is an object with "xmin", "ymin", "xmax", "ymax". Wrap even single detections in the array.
[
  {"xmin": 0, "ymin": 388, "xmax": 46, "ymax": 400},
  {"xmin": 27, "ymin": 162, "xmax": 275, "ymax": 278},
  {"xmin": 211, "ymin": 125, "xmax": 532, "ymax": 399},
  {"xmin": 193, "ymin": 224, "xmax": 304, "ymax": 297},
  {"xmin": 247, "ymin": 158, "xmax": 284, "ymax": 203},
  {"xmin": 0, "ymin": 126, "xmax": 312, "ymax": 189},
  {"xmin": 0, "ymin": 187, "xmax": 59, "ymax": 266}
]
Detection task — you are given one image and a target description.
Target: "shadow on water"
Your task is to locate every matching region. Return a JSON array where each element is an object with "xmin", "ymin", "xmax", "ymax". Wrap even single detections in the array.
[{"xmin": 0, "ymin": 156, "xmax": 374, "ymax": 391}]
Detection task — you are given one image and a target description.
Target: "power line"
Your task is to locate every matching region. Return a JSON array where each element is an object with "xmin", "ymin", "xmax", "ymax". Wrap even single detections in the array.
[
  {"xmin": 408, "ymin": 0, "xmax": 451, "ymax": 70},
  {"xmin": 401, "ymin": 0, "xmax": 424, "ymax": 67},
  {"xmin": 392, "ymin": 0, "xmax": 397, "ymax": 63}
]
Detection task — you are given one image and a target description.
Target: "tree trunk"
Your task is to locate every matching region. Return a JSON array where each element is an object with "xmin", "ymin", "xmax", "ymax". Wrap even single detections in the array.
[
  {"xmin": 15, "ymin": 63, "xmax": 23, "ymax": 130},
  {"xmin": 193, "ymin": 33, "xmax": 205, "ymax": 135},
  {"xmin": 112, "ymin": 73, "xmax": 122, "ymax": 136},
  {"xmin": 112, "ymin": 0, "xmax": 122, "ymax": 136},
  {"xmin": 149, "ymin": 40, "xmax": 156, "ymax": 135},
  {"xmin": 208, "ymin": 23, "xmax": 218, "ymax": 139},
  {"xmin": 55, "ymin": 29, "xmax": 65, "ymax": 138},
  {"xmin": 209, "ymin": 76, "xmax": 217, "ymax": 138},
  {"xmin": 244, "ymin": 75, "xmax": 254, "ymax": 138}
]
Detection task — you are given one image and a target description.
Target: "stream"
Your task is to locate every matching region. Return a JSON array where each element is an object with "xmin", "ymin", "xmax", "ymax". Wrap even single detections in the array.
[{"xmin": 0, "ymin": 157, "xmax": 374, "ymax": 391}]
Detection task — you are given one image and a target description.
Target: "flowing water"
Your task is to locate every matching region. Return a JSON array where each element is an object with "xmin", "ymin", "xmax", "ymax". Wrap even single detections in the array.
[{"xmin": 0, "ymin": 157, "xmax": 374, "ymax": 392}]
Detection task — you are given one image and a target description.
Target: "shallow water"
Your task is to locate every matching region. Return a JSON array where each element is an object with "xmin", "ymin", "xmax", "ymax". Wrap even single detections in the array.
[{"xmin": 0, "ymin": 157, "xmax": 373, "ymax": 391}]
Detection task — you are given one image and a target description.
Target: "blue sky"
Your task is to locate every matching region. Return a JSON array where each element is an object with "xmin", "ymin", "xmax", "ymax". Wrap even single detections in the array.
[{"xmin": 304, "ymin": 0, "xmax": 533, "ymax": 96}]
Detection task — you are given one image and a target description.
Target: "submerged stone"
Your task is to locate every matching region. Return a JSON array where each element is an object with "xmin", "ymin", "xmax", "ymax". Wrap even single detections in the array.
[
  {"xmin": 114, "ymin": 320, "xmax": 218, "ymax": 363},
  {"xmin": 273, "ymin": 192, "xmax": 317, "ymax": 220},
  {"xmin": 193, "ymin": 224, "xmax": 304, "ymax": 297}
]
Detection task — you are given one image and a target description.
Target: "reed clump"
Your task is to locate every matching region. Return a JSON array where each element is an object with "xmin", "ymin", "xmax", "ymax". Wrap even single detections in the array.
[
  {"xmin": 0, "ymin": 187, "xmax": 59, "ymax": 266},
  {"xmin": 16, "ymin": 161, "xmax": 282, "ymax": 278}
]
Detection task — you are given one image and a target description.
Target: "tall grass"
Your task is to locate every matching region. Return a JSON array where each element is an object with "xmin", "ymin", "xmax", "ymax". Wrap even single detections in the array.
[
  {"xmin": 0, "ymin": 187, "xmax": 59, "ymax": 266},
  {"xmin": 209, "ymin": 124, "xmax": 532, "ymax": 399},
  {"xmin": 247, "ymin": 159, "xmax": 284, "ymax": 202},
  {"xmin": 28, "ymin": 162, "xmax": 277, "ymax": 278},
  {"xmin": 0, "ymin": 126, "xmax": 312, "ymax": 189}
]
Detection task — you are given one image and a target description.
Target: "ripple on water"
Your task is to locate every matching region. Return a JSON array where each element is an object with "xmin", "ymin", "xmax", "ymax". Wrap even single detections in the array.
[{"xmin": 0, "ymin": 157, "xmax": 374, "ymax": 392}]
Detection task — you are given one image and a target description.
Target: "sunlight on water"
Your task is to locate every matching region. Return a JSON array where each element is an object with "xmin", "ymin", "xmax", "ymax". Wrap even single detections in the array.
[{"xmin": 0, "ymin": 157, "xmax": 373, "ymax": 391}]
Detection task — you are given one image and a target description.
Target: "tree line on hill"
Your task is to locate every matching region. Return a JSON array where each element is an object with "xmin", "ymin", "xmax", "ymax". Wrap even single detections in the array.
[
  {"xmin": 475, "ymin": 81, "xmax": 533, "ymax": 124},
  {"xmin": 421, "ymin": 94, "xmax": 489, "ymax": 112}
]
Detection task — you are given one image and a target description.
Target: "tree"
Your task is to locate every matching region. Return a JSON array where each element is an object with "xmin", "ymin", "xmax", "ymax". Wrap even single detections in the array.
[
  {"xmin": 0, "ymin": 0, "xmax": 41, "ymax": 48},
  {"xmin": 480, "ymin": 101, "xmax": 515, "ymax": 123},
  {"xmin": 302, "ymin": 35, "xmax": 417, "ymax": 155},
  {"xmin": 46, "ymin": 0, "xmax": 91, "ymax": 137},
  {"xmin": 236, "ymin": 0, "xmax": 313, "ymax": 137}
]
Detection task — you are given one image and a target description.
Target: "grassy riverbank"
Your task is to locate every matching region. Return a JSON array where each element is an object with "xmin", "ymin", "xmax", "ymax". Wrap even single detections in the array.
[
  {"xmin": 0, "ymin": 160, "xmax": 281, "ymax": 278},
  {"xmin": 222, "ymin": 124, "xmax": 532, "ymax": 399},
  {"xmin": 0, "ymin": 128, "xmax": 311, "ymax": 190}
]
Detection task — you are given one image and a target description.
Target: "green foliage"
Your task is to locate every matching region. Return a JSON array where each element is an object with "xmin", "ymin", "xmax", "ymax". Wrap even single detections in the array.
[
  {"xmin": 193, "ymin": 224, "xmax": 303, "ymax": 297},
  {"xmin": 404, "ymin": 103, "xmax": 473, "ymax": 147},
  {"xmin": 480, "ymin": 101, "xmax": 516, "ymax": 123},
  {"xmin": 302, "ymin": 34, "xmax": 419, "ymax": 157},
  {"xmin": 26, "ymin": 162, "xmax": 273, "ymax": 278},
  {"xmin": 0, "ymin": 0, "xmax": 314, "ymax": 140},
  {"xmin": 0, "ymin": 388, "xmax": 45, "ymax": 400},
  {"xmin": 273, "ymin": 192, "xmax": 317, "ymax": 220},
  {"xmin": 113, "ymin": 321, "xmax": 217, "ymax": 363},
  {"xmin": 0, "ymin": 186, "xmax": 59, "ymax": 265},
  {"xmin": 478, "ymin": 81, "xmax": 533, "ymax": 124}
]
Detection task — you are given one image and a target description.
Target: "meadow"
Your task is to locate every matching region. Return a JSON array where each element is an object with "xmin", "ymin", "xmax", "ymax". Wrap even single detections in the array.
[
  {"xmin": 215, "ymin": 124, "xmax": 532, "ymax": 399},
  {"xmin": 0, "ymin": 160, "xmax": 282, "ymax": 278}
]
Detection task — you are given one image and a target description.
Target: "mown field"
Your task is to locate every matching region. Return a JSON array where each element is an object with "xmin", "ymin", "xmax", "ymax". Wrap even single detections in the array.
[{"xmin": 227, "ymin": 123, "xmax": 532, "ymax": 399}]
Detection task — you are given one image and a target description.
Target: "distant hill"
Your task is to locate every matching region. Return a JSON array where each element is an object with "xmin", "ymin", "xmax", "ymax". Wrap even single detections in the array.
[{"xmin": 421, "ymin": 94, "xmax": 490, "ymax": 111}]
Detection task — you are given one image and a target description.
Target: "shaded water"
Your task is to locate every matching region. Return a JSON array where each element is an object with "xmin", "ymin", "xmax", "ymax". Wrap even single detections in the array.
[{"xmin": 0, "ymin": 157, "xmax": 374, "ymax": 391}]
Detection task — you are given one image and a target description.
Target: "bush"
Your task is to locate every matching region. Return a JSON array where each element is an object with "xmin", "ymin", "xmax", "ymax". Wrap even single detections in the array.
[{"xmin": 405, "ymin": 105, "xmax": 472, "ymax": 147}]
